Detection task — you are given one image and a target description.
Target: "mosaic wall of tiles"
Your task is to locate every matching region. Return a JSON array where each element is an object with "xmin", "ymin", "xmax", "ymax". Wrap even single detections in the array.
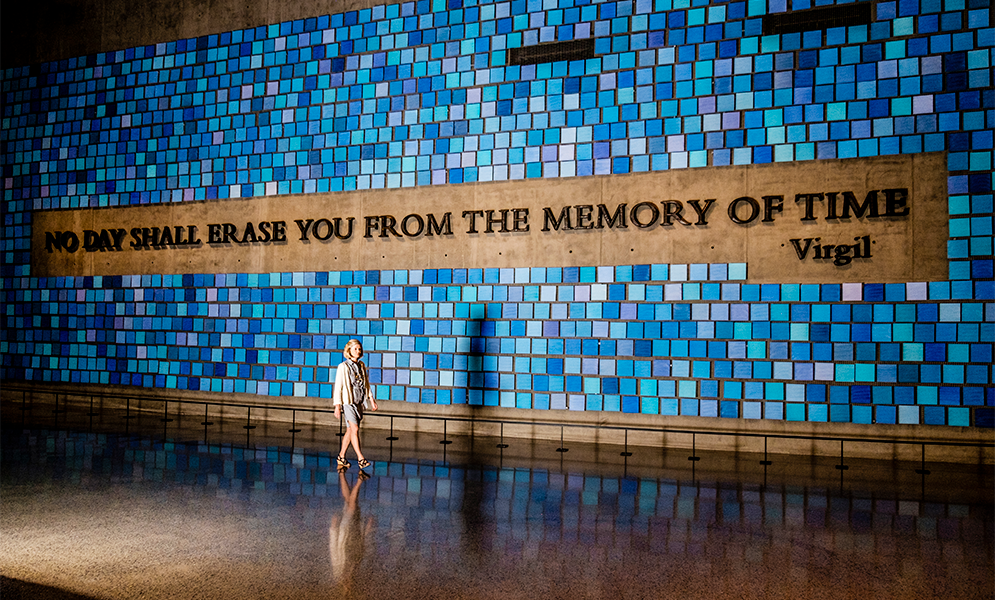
[
  {"xmin": 2, "ymin": 0, "xmax": 993, "ymax": 427},
  {"xmin": 4, "ymin": 265, "xmax": 993, "ymax": 426}
]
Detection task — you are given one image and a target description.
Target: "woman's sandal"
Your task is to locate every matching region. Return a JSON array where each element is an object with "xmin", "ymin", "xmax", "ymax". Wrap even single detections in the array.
[
  {"xmin": 358, "ymin": 458, "xmax": 371, "ymax": 470},
  {"xmin": 336, "ymin": 455, "xmax": 350, "ymax": 469}
]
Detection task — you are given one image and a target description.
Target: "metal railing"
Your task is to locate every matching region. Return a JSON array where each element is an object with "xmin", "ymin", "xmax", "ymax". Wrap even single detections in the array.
[{"xmin": 4, "ymin": 384, "xmax": 992, "ymax": 475}]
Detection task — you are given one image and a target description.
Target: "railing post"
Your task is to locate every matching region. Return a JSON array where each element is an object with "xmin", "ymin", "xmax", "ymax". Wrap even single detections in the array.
[
  {"xmin": 123, "ymin": 397, "xmax": 136, "ymax": 419},
  {"xmin": 496, "ymin": 422, "xmax": 508, "ymax": 449},
  {"xmin": 86, "ymin": 395, "xmax": 98, "ymax": 417},
  {"xmin": 688, "ymin": 432, "xmax": 700, "ymax": 461},
  {"xmin": 288, "ymin": 409, "xmax": 301, "ymax": 433},
  {"xmin": 835, "ymin": 440, "xmax": 849, "ymax": 471},
  {"xmin": 243, "ymin": 406, "xmax": 256, "ymax": 430},
  {"xmin": 440, "ymin": 419, "xmax": 453, "ymax": 445},
  {"xmin": 556, "ymin": 425, "xmax": 568, "ymax": 453},
  {"xmin": 915, "ymin": 443, "xmax": 931, "ymax": 475},
  {"xmin": 386, "ymin": 416, "xmax": 398, "ymax": 441},
  {"xmin": 620, "ymin": 429, "xmax": 632, "ymax": 457}
]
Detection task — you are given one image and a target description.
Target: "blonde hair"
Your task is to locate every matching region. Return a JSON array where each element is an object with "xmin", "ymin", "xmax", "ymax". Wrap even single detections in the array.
[{"xmin": 343, "ymin": 339, "xmax": 363, "ymax": 359}]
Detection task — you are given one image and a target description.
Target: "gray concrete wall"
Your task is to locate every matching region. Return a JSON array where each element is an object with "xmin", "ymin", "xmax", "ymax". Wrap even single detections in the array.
[{"xmin": 33, "ymin": 155, "xmax": 948, "ymax": 282}]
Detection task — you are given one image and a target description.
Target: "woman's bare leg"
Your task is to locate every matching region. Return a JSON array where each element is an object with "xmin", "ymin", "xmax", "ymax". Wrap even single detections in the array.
[
  {"xmin": 348, "ymin": 423, "xmax": 365, "ymax": 462},
  {"xmin": 338, "ymin": 425, "xmax": 353, "ymax": 459}
]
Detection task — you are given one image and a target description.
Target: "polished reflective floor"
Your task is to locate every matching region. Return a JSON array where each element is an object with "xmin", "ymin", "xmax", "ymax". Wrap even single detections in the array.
[{"xmin": 2, "ymin": 400, "xmax": 993, "ymax": 600}]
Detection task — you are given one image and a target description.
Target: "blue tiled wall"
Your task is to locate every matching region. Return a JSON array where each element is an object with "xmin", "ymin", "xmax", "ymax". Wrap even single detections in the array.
[{"xmin": 2, "ymin": 0, "xmax": 993, "ymax": 427}]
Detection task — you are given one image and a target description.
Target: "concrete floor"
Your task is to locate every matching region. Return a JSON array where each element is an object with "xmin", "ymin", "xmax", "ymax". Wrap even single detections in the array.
[{"xmin": 2, "ymin": 399, "xmax": 993, "ymax": 600}]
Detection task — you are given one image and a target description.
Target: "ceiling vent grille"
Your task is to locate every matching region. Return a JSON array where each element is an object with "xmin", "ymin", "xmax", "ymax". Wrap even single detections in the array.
[
  {"xmin": 763, "ymin": 3, "xmax": 873, "ymax": 36},
  {"xmin": 508, "ymin": 38, "xmax": 596, "ymax": 66}
]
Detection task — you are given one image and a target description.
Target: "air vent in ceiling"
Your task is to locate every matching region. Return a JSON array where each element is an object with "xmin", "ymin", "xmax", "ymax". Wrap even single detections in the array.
[
  {"xmin": 762, "ymin": 3, "xmax": 873, "ymax": 36},
  {"xmin": 508, "ymin": 38, "xmax": 596, "ymax": 66}
]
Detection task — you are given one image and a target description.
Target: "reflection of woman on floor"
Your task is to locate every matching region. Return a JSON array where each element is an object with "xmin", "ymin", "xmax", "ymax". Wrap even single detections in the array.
[{"xmin": 329, "ymin": 469, "xmax": 372, "ymax": 594}]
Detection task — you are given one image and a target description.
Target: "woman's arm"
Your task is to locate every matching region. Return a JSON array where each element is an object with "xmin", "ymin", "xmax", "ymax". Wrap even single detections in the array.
[{"xmin": 332, "ymin": 362, "xmax": 348, "ymax": 407}]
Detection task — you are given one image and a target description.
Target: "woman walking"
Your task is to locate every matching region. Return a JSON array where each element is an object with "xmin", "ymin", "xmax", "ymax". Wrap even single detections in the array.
[{"xmin": 333, "ymin": 339, "xmax": 378, "ymax": 470}]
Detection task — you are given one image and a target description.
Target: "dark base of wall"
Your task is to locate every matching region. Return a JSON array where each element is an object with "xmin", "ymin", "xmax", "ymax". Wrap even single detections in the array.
[{"xmin": 3, "ymin": 382, "xmax": 992, "ymax": 464}]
